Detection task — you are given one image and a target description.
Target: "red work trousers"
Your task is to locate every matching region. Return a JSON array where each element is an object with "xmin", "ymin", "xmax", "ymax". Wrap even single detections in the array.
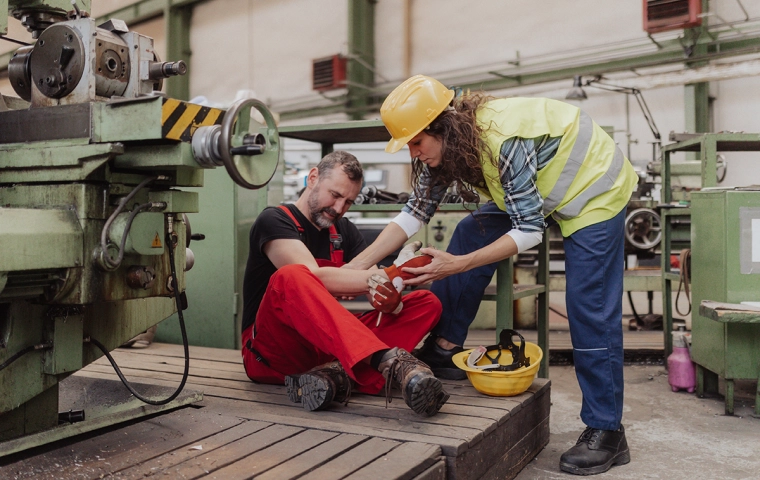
[{"xmin": 242, "ymin": 264, "xmax": 441, "ymax": 394}]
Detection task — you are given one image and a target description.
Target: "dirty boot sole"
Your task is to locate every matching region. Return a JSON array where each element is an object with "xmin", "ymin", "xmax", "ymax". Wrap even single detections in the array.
[
  {"xmin": 559, "ymin": 449, "xmax": 631, "ymax": 476},
  {"xmin": 405, "ymin": 375, "xmax": 449, "ymax": 416},
  {"xmin": 285, "ymin": 374, "xmax": 334, "ymax": 412}
]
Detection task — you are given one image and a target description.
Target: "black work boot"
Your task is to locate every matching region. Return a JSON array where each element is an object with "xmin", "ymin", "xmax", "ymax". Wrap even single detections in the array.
[
  {"xmin": 413, "ymin": 335, "xmax": 467, "ymax": 380},
  {"xmin": 559, "ymin": 425, "xmax": 630, "ymax": 475},
  {"xmin": 285, "ymin": 361, "xmax": 353, "ymax": 412},
  {"xmin": 377, "ymin": 347, "xmax": 450, "ymax": 416}
]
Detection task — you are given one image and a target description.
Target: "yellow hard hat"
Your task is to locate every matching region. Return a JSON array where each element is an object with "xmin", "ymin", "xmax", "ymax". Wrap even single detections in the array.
[
  {"xmin": 451, "ymin": 329, "xmax": 543, "ymax": 397},
  {"xmin": 380, "ymin": 75, "xmax": 455, "ymax": 154}
]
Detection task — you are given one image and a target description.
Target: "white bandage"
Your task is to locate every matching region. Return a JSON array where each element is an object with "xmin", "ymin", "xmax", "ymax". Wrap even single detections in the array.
[
  {"xmin": 391, "ymin": 211, "xmax": 423, "ymax": 239},
  {"xmin": 505, "ymin": 229, "xmax": 543, "ymax": 254}
]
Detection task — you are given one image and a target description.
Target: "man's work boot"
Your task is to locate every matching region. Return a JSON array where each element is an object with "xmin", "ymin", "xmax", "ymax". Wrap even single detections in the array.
[
  {"xmin": 413, "ymin": 335, "xmax": 467, "ymax": 380},
  {"xmin": 285, "ymin": 361, "xmax": 353, "ymax": 412},
  {"xmin": 559, "ymin": 426, "xmax": 630, "ymax": 475},
  {"xmin": 377, "ymin": 347, "xmax": 449, "ymax": 416}
]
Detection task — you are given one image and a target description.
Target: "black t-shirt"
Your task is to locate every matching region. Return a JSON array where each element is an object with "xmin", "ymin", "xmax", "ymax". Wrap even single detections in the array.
[{"xmin": 241, "ymin": 204, "xmax": 368, "ymax": 333}]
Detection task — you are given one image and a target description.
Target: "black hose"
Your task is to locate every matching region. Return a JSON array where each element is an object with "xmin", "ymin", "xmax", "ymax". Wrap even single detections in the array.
[
  {"xmin": 549, "ymin": 306, "xmax": 568, "ymax": 319},
  {"xmin": 0, "ymin": 342, "xmax": 52, "ymax": 372},
  {"xmin": 101, "ymin": 177, "xmax": 157, "ymax": 268},
  {"xmin": 87, "ymin": 230, "xmax": 190, "ymax": 405}
]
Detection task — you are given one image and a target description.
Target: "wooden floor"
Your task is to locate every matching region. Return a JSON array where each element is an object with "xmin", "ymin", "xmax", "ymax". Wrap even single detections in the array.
[{"xmin": 1, "ymin": 341, "xmax": 551, "ymax": 480}]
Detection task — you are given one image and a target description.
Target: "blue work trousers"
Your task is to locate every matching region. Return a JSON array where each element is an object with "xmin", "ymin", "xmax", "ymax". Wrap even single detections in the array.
[{"xmin": 430, "ymin": 202, "xmax": 625, "ymax": 430}]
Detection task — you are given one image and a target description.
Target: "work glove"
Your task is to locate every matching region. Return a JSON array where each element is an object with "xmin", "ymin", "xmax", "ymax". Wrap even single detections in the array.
[
  {"xmin": 368, "ymin": 273, "xmax": 403, "ymax": 315},
  {"xmin": 383, "ymin": 241, "xmax": 433, "ymax": 285}
]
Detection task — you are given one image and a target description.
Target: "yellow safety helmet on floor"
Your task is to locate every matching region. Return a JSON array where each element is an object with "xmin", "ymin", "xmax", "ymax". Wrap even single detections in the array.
[
  {"xmin": 380, "ymin": 74, "xmax": 455, "ymax": 154},
  {"xmin": 452, "ymin": 329, "xmax": 543, "ymax": 397}
]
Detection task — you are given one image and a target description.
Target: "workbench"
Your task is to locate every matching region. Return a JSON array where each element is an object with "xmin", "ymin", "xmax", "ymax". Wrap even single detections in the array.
[
  {"xmin": 659, "ymin": 133, "xmax": 760, "ymax": 357},
  {"xmin": 698, "ymin": 301, "xmax": 760, "ymax": 417}
]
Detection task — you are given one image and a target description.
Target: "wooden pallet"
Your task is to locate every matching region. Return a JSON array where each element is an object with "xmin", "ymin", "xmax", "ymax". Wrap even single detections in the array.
[{"xmin": 0, "ymin": 343, "xmax": 550, "ymax": 480}]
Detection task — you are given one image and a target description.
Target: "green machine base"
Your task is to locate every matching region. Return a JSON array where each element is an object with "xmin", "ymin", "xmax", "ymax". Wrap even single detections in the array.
[{"xmin": 0, "ymin": 376, "xmax": 202, "ymax": 458}]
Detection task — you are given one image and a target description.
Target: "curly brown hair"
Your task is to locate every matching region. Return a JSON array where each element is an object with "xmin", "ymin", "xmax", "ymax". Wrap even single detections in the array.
[{"xmin": 411, "ymin": 92, "xmax": 496, "ymax": 204}]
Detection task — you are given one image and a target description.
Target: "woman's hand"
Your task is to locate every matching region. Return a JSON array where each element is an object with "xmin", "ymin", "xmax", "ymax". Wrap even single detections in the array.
[{"xmin": 399, "ymin": 247, "xmax": 465, "ymax": 286}]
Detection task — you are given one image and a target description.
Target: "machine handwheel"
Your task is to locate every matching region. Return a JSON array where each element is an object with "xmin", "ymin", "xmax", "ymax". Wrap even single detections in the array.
[
  {"xmin": 219, "ymin": 98, "xmax": 280, "ymax": 189},
  {"xmin": 624, "ymin": 208, "xmax": 662, "ymax": 251}
]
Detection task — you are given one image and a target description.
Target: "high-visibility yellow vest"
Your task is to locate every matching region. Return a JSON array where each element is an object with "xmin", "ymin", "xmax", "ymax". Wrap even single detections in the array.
[{"xmin": 474, "ymin": 98, "xmax": 638, "ymax": 236}]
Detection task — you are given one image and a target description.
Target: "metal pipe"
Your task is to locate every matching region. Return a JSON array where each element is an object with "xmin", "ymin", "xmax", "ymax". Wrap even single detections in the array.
[{"xmin": 404, "ymin": 0, "xmax": 412, "ymax": 78}]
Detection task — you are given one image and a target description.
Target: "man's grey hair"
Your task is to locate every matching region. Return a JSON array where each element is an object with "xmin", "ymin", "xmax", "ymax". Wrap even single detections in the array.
[{"xmin": 316, "ymin": 150, "xmax": 363, "ymax": 183}]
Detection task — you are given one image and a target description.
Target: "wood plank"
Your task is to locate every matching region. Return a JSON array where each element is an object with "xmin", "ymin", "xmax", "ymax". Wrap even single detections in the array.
[
  {"xmin": 165, "ymin": 424, "xmax": 303, "ymax": 479},
  {"xmin": 194, "ymin": 387, "xmax": 483, "ymax": 452},
  {"xmin": 346, "ymin": 442, "xmax": 441, "ymax": 480},
  {"xmin": 118, "ymin": 342, "xmax": 242, "ymax": 363},
  {"xmin": 74, "ymin": 369, "xmax": 504, "ymax": 445},
  {"xmin": 1, "ymin": 408, "xmax": 242, "ymax": 479},
  {"xmin": 306, "ymin": 438, "xmax": 401, "ymax": 480},
  {"xmin": 78, "ymin": 362, "xmax": 512, "ymax": 417},
  {"xmin": 210, "ymin": 429, "xmax": 340, "ymax": 479},
  {"xmin": 255, "ymin": 433, "xmax": 370, "ymax": 480},
  {"xmin": 205, "ymin": 396, "xmax": 468, "ymax": 456},
  {"xmin": 75, "ymin": 368, "xmax": 504, "ymax": 442},
  {"xmin": 79, "ymin": 352, "xmax": 547, "ymax": 412},
  {"xmin": 482, "ymin": 417, "xmax": 550, "ymax": 480},
  {"xmin": 81, "ymin": 359, "xmax": 525, "ymax": 416},
  {"xmin": 413, "ymin": 459, "xmax": 447, "ymax": 480},
  {"xmin": 700, "ymin": 301, "xmax": 760, "ymax": 323},
  {"xmin": 89, "ymin": 351, "xmax": 247, "ymax": 376},
  {"xmin": 82, "ymin": 349, "xmax": 538, "ymax": 414},
  {"xmin": 449, "ymin": 381, "xmax": 551, "ymax": 480},
  {"xmin": 114, "ymin": 420, "xmax": 272, "ymax": 479}
]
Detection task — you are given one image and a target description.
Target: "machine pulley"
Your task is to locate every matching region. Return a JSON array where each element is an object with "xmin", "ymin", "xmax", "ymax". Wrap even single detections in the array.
[
  {"xmin": 624, "ymin": 208, "xmax": 662, "ymax": 251},
  {"xmin": 191, "ymin": 97, "xmax": 280, "ymax": 189}
]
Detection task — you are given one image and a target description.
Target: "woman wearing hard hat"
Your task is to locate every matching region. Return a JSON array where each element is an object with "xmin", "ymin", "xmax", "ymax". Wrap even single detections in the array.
[{"xmin": 347, "ymin": 75, "xmax": 636, "ymax": 476}]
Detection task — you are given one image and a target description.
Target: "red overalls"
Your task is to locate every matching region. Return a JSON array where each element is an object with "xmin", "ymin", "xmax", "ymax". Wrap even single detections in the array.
[{"xmin": 241, "ymin": 206, "xmax": 441, "ymax": 394}]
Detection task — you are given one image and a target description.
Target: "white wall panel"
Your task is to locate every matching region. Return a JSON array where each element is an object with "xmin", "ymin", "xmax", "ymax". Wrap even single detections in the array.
[
  {"xmin": 712, "ymin": 75, "xmax": 760, "ymax": 188},
  {"xmin": 190, "ymin": 0, "xmax": 347, "ymax": 107},
  {"xmin": 376, "ymin": 0, "xmax": 643, "ymax": 84}
]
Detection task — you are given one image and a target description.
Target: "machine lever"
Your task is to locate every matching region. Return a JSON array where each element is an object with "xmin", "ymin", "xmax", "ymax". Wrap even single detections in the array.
[
  {"xmin": 190, "ymin": 234, "xmax": 206, "ymax": 241},
  {"xmin": 58, "ymin": 45, "xmax": 75, "ymax": 68},
  {"xmin": 230, "ymin": 145, "xmax": 264, "ymax": 156}
]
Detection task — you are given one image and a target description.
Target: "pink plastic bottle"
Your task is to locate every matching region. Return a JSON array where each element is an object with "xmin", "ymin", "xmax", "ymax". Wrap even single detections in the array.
[{"xmin": 668, "ymin": 330, "xmax": 696, "ymax": 393}]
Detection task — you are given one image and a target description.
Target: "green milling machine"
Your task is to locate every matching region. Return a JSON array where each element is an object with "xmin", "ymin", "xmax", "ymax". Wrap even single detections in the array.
[{"xmin": 0, "ymin": 0, "xmax": 281, "ymax": 455}]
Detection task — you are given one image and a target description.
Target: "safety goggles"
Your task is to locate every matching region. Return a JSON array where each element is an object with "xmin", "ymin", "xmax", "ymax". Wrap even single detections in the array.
[{"xmin": 465, "ymin": 329, "xmax": 531, "ymax": 372}]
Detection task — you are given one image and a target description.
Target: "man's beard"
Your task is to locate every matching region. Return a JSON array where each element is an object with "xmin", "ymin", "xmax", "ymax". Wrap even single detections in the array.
[{"xmin": 307, "ymin": 190, "xmax": 340, "ymax": 228}]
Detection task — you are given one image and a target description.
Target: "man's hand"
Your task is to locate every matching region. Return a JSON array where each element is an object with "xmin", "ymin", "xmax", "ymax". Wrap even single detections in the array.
[
  {"xmin": 368, "ymin": 274, "xmax": 403, "ymax": 314},
  {"xmin": 383, "ymin": 241, "xmax": 433, "ymax": 282}
]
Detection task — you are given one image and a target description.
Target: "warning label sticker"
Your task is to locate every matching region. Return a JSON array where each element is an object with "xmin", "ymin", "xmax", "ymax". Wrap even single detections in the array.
[{"xmin": 152, "ymin": 233, "xmax": 163, "ymax": 248}]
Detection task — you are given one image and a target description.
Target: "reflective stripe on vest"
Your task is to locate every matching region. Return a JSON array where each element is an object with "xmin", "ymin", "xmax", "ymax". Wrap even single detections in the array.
[
  {"xmin": 541, "ymin": 110, "xmax": 593, "ymax": 216},
  {"xmin": 474, "ymin": 98, "xmax": 632, "ymax": 232},
  {"xmin": 554, "ymin": 144, "xmax": 626, "ymax": 220}
]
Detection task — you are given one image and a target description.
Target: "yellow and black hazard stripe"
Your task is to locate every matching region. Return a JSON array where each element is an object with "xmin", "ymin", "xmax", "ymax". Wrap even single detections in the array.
[{"xmin": 161, "ymin": 98, "xmax": 225, "ymax": 142}]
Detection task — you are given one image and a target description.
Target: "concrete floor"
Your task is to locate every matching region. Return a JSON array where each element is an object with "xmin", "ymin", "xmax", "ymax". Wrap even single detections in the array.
[{"xmin": 515, "ymin": 365, "xmax": 759, "ymax": 480}]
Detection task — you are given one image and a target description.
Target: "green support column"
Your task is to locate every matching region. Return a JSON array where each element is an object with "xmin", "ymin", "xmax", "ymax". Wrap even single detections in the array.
[
  {"xmin": 684, "ymin": 81, "xmax": 710, "ymax": 134},
  {"xmin": 1, "ymin": 0, "xmax": 8, "ymax": 36},
  {"xmin": 165, "ymin": 4, "xmax": 192, "ymax": 101},
  {"xmin": 684, "ymin": 2, "xmax": 711, "ymax": 140},
  {"xmin": 347, "ymin": 0, "xmax": 375, "ymax": 120}
]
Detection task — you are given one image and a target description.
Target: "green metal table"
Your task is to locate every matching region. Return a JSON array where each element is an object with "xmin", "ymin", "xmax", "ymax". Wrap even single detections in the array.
[
  {"xmin": 659, "ymin": 133, "xmax": 760, "ymax": 358},
  {"xmin": 698, "ymin": 301, "xmax": 760, "ymax": 417}
]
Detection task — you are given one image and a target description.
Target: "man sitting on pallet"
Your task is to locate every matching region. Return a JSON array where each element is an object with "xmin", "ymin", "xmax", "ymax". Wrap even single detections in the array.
[{"xmin": 241, "ymin": 150, "xmax": 449, "ymax": 416}]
